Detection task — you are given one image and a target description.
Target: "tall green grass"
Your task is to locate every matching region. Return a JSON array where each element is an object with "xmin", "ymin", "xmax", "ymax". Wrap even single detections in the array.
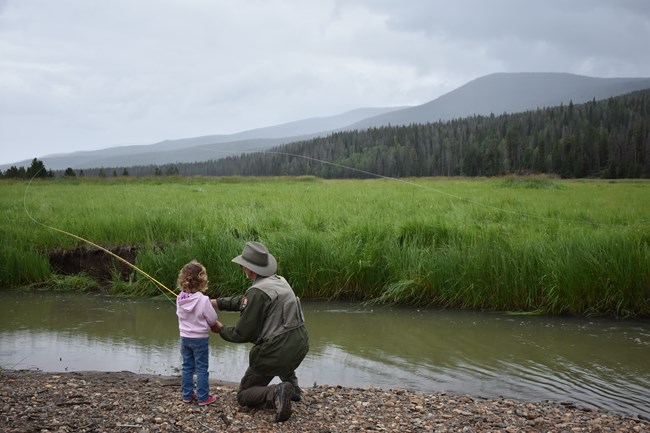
[{"xmin": 1, "ymin": 176, "xmax": 648, "ymax": 317}]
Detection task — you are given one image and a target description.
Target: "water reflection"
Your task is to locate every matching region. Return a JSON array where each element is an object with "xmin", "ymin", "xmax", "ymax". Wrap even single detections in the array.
[{"xmin": 1, "ymin": 291, "xmax": 649, "ymax": 418}]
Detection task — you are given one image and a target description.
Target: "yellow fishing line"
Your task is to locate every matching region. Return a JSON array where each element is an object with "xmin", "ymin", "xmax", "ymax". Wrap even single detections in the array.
[{"xmin": 23, "ymin": 173, "xmax": 177, "ymax": 301}]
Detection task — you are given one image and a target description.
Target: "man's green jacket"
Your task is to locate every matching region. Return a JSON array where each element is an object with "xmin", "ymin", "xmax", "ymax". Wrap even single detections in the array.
[{"xmin": 216, "ymin": 277, "xmax": 309, "ymax": 377}]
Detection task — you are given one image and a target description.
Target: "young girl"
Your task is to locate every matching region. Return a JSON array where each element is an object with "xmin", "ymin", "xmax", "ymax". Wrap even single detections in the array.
[{"xmin": 176, "ymin": 260, "xmax": 218, "ymax": 406}]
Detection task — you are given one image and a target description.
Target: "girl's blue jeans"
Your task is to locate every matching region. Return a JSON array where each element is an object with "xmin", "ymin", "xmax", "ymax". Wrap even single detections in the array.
[{"xmin": 180, "ymin": 337, "xmax": 210, "ymax": 402}]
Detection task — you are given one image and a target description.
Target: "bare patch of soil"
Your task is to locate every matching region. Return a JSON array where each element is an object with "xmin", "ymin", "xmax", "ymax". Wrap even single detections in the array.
[
  {"xmin": 1, "ymin": 370, "xmax": 648, "ymax": 433},
  {"xmin": 48, "ymin": 246, "xmax": 138, "ymax": 285}
]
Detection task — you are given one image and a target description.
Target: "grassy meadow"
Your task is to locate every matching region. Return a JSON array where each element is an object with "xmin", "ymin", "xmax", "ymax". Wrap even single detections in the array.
[{"xmin": 1, "ymin": 175, "xmax": 649, "ymax": 318}]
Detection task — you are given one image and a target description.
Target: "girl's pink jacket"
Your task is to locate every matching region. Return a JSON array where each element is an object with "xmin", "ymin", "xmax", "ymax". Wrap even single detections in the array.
[{"xmin": 176, "ymin": 291, "xmax": 218, "ymax": 338}]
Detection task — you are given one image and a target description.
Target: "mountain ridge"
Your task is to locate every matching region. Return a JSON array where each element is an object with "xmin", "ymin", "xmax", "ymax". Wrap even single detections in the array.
[
  {"xmin": 3, "ymin": 72, "xmax": 649, "ymax": 171},
  {"xmin": 342, "ymin": 72, "xmax": 650, "ymax": 130}
]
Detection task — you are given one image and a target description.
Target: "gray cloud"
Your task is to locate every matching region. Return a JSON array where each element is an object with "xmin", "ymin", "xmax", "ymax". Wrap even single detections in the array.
[{"xmin": 1, "ymin": 0, "xmax": 649, "ymax": 165}]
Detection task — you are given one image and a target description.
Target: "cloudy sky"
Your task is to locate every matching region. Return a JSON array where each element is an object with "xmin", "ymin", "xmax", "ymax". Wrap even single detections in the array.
[{"xmin": 1, "ymin": 0, "xmax": 649, "ymax": 166}]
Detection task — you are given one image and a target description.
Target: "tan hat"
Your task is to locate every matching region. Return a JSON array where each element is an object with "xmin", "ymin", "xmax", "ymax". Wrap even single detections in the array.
[{"xmin": 231, "ymin": 241, "xmax": 277, "ymax": 277}]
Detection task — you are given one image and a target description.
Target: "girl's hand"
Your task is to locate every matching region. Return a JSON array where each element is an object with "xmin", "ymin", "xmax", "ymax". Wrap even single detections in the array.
[{"xmin": 210, "ymin": 321, "xmax": 223, "ymax": 333}]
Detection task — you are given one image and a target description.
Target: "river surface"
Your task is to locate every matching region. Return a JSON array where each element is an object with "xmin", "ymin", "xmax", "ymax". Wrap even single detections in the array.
[{"xmin": 1, "ymin": 291, "xmax": 649, "ymax": 418}]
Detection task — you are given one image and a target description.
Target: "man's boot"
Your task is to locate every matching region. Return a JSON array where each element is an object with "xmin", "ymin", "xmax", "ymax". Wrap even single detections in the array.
[{"xmin": 273, "ymin": 382, "xmax": 294, "ymax": 422}]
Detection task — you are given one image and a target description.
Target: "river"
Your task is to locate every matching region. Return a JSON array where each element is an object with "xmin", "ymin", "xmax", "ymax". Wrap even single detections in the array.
[{"xmin": 1, "ymin": 291, "xmax": 648, "ymax": 418}]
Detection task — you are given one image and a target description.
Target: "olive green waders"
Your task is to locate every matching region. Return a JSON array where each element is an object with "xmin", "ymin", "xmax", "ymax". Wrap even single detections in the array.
[{"xmin": 237, "ymin": 367, "xmax": 300, "ymax": 408}]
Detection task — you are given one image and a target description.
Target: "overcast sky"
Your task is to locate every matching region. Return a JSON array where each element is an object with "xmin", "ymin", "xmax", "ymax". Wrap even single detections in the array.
[{"xmin": 1, "ymin": 0, "xmax": 649, "ymax": 166}]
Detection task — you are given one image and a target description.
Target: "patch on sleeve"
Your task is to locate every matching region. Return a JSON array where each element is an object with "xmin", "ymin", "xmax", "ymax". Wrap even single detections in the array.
[{"xmin": 240, "ymin": 296, "xmax": 248, "ymax": 310}]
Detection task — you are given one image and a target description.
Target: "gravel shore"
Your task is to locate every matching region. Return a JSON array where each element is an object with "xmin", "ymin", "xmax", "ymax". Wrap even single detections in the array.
[{"xmin": 1, "ymin": 370, "xmax": 648, "ymax": 433}]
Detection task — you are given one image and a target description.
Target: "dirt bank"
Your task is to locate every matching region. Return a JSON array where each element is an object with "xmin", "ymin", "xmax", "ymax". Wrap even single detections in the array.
[
  {"xmin": 48, "ymin": 245, "xmax": 138, "ymax": 285},
  {"xmin": 1, "ymin": 370, "xmax": 648, "ymax": 433}
]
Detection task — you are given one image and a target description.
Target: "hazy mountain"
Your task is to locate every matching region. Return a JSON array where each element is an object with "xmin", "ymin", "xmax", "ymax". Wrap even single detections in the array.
[
  {"xmin": 2, "ymin": 107, "xmax": 403, "ymax": 171},
  {"xmin": 69, "ymin": 136, "xmax": 319, "ymax": 169},
  {"xmin": 343, "ymin": 72, "xmax": 650, "ymax": 130},
  {"xmin": 4, "ymin": 72, "xmax": 650, "ymax": 171}
]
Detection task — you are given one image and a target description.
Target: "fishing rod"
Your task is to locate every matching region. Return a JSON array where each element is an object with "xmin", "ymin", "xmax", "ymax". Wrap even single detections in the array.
[{"xmin": 23, "ymin": 170, "xmax": 178, "ymax": 304}]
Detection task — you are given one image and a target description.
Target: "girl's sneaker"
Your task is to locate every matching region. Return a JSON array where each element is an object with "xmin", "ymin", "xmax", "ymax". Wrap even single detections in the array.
[
  {"xmin": 198, "ymin": 395, "xmax": 216, "ymax": 406},
  {"xmin": 182, "ymin": 392, "xmax": 196, "ymax": 404}
]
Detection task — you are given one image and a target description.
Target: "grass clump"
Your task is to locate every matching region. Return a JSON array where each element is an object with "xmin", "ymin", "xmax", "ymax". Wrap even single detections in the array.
[
  {"xmin": 499, "ymin": 175, "xmax": 565, "ymax": 189},
  {"xmin": 35, "ymin": 274, "xmax": 99, "ymax": 292}
]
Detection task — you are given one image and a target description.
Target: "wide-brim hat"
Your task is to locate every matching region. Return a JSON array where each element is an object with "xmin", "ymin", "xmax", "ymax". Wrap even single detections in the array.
[{"xmin": 231, "ymin": 241, "xmax": 277, "ymax": 277}]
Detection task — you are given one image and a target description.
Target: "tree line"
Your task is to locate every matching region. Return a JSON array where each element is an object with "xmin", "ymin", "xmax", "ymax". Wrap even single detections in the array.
[
  {"xmin": 0, "ymin": 159, "xmax": 130, "ymax": 179},
  {"xmin": 3, "ymin": 88, "xmax": 650, "ymax": 179},
  {"xmin": 0, "ymin": 158, "xmax": 54, "ymax": 179},
  {"xmin": 202, "ymin": 89, "xmax": 650, "ymax": 179}
]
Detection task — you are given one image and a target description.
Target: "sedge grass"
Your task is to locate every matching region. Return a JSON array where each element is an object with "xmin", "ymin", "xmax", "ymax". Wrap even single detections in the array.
[{"xmin": 1, "ymin": 176, "xmax": 648, "ymax": 317}]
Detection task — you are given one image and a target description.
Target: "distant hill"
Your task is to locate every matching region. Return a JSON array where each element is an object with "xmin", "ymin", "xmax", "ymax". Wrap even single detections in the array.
[
  {"xmin": 2, "ymin": 107, "xmax": 404, "ymax": 171},
  {"xmin": 3, "ymin": 72, "xmax": 649, "ymax": 171},
  {"xmin": 343, "ymin": 72, "xmax": 650, "ymax": 130}
]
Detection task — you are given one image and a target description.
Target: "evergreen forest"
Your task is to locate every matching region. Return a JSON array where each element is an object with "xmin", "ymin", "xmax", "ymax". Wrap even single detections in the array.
[
  {"xmin": 200, "ymin": 89, "xmax": 650, "ymax": 179},
  {"xmin": 3, "ymin": 88, "xmax": 650, "ymax": 179}
]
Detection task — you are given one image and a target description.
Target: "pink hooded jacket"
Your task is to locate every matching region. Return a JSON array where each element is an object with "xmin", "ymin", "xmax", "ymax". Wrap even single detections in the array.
[{"xmin": 176, "ymin": 291, "xmax": 218, "ymax": 338}]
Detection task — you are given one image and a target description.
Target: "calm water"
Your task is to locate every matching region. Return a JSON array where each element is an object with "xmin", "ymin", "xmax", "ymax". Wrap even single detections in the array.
[{"xmin": 1, "ymin": 291, "xmax": 649, "ymax": 418}]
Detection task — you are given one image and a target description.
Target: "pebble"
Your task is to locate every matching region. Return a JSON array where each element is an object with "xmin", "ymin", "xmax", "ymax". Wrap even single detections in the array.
[{"xmin": 1, "ymin": 370, "xmax": 648, "ymax": 433}]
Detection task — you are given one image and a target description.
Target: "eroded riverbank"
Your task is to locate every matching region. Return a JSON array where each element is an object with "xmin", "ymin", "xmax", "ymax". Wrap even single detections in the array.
[{"xmin": 1, "ymin": 370, "xmax": 648, "ymax": 433}]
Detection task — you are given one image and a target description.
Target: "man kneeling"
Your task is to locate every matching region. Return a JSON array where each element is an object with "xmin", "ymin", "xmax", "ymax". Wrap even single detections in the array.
[{"xmin": 211, "ymin": 241, "xmax": 309, "ymax": 422}]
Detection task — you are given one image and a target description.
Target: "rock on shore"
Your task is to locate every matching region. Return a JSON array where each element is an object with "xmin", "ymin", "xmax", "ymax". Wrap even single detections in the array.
[{"xmin": 1, "ymin": 370, "xmax": 648, "ymax": 433}]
